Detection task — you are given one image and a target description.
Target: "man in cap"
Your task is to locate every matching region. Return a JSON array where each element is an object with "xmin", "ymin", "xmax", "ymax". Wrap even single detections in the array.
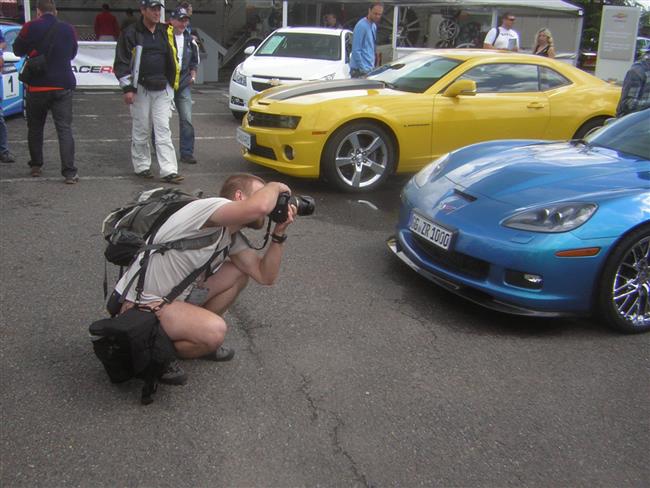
[
  {"xmin": 114, "ymin": 0, "xmax": 184, "ymax": 183},
  {"xmin": 169, "ymin": 6, "xmax": 199, "ymax": 165}
]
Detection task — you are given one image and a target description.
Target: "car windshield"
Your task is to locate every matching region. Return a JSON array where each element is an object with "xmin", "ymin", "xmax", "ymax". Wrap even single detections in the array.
[
  {"xmin": 256, "ymin": 32, "xmax": 341, "ymax": 61},
  {"xmin": 368, "ymin": 54, "xmax": 462, "ymax": 93},
  {"xmin": 585, "ymin": 109, "xmax": 650, "ymax": 160}
]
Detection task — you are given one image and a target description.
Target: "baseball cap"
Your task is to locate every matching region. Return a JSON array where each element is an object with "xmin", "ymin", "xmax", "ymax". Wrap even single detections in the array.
[
  {"xmin": 140, "ymin": 0, "xmax": 164, "ymax": 8},
  {"xmin": 170, "ymin": 6, "xmax": 190, "ymax": 19}
]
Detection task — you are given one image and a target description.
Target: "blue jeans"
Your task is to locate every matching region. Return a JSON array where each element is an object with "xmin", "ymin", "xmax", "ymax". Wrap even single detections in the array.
[
  {"xmin": 26, "ymin": 89, "xmax": 77, "ymax": 177},
  {"xmin": 0, "ymin": 107, "xmax": 7, "ymax": 155},
  {"xmin": 174, "ymin": 86, "xmax": 194, "ymax": 157}
]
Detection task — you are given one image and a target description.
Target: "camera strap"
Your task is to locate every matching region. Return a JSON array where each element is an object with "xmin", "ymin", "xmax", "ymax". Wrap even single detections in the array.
[{"xmin": 247, "ymin": 218, "xmax": 273, "ymax": 251}]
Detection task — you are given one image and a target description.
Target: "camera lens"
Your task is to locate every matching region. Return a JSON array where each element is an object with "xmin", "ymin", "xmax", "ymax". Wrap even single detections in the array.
[{"xmin": 291, "ymin": 195, "xmax": 315, "ymax": 216}]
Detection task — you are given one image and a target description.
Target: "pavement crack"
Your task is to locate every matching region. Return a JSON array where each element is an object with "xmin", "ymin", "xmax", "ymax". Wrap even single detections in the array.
[
  {"xmin": 331, "ymin": 414, "xmax": 372, "ymax": 487},
  {"xmin": 299, "ymin": 373, "xmax": 319, "ymax": 422},
  {"xmin": 296, "ymin": 368, "xmax": 371, "ymax": 487}
]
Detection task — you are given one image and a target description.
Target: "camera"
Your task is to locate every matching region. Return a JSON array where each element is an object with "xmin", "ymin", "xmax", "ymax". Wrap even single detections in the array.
[{"xmin": 269, "ymin": 192, "xmax": 315, "ymax": 223}]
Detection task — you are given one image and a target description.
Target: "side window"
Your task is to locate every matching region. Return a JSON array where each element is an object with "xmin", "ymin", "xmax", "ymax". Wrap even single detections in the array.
[
  {"xmin": 459, "ymin": 63, "xmax": 539, "ymax": 93},
  {"xmin": 345, "ymin": 33, "xmax": 352, "ymax": 63},
  {"xmin": 539, "ymin": 66, "xmax": 571, "ymax": 91},
  {"xmin": 3, "ymin": 30, "xmax": 18, "ymax": 51}
]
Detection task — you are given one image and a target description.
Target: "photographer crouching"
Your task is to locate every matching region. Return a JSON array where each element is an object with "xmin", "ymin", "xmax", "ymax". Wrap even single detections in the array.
[{"xmin": 109, "ymin": 173, "xmax": 313, "ymax": 385}]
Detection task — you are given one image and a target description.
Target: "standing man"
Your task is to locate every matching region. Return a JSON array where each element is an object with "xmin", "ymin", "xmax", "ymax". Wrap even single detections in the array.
[
  {"xmin": 323, "ymin": 11, "xmax": 341, "ymax": 29},
  {"xmin": 120, "ymin": 8, "xmax": 138, "ymax": 32},
  {"xmin": 0, "ymin": 29, "xmax": 15, "ymax": 164},
  {"xmin": 94, "ymin": 3, "xmax": 120, "ymax": 41},
  {"xmin": 13, "ymin": 0, "xmax": 79, "ymax": 184},
  {"xmin": 483, "ymin": 12, "xmax": 519, "ymax": 52},
  {"xmin": 169, "ymin": 6, "xmax": 198, "ymax": 165},
  {"xmin": 349, "ymin": 2, "xmax": 383, "ymax": 78},
  {"xmin": 114, "ymin": 0, "xmax": 184, "ymax": 184},
  {"xmin": 616, "ymin": 47, "xmax": 650, "ymax": 117}
]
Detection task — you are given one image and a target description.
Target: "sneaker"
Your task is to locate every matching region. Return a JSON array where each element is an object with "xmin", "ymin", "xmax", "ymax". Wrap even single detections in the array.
[
  {"xmin": 0, "ymin": 151, "xmax": 15, "ymax": 163},
  {"xmin": 159, "ymin": 360, "xmax": 188, "ymax": 385},
  {"xmin": 161, "ymin": 173, "xmax": 184, "ymax": 184},
  {"xmin": 180, "ymin": 154, "xmax": 197, "ymax": 164},
  {"xmin": 201, "ymin": 345, "xmax": 235, "ymax": 362},
  {"xmin": 135, "ymin": 169, "xmax": 154, "ymax": 179},
  {"xmin": 64, "ymin": 175, "xmax": 79, "ymax": 185},
  {"xmin": 30, "ymin": 166, "xmax": 42, "ymax": 177}
]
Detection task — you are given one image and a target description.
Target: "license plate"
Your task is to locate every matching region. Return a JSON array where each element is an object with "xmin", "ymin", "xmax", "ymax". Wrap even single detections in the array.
[
  {"xmin": 409, "ymin": 212, "xmax": 453, "ymax": 251},
  {"xmin": 236, "ymin": 127, "xmax": 251, "ymax": 149}
]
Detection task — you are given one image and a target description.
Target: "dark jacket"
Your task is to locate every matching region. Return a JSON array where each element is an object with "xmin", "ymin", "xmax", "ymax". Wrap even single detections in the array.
[
  {"xmin": 616, "ymin": 57, "xmax": 650, "ymax": 117},
  {"xmin": 13, "ymin": 13, "xmax": 78, "ymax": 89},
  {"xmin": 114, "ymin": 19, "xmax": 179, "ymax": 94},
  {"xmin": 176, "ymin": 29, "xmax": 199, "ymax": 91}
]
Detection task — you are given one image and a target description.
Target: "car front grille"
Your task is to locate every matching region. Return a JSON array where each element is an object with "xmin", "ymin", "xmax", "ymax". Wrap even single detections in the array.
[
  {"xmin": 249, "ymin": 144, "xmax": 276, "ymax": 160},
  {"xmin": 412, "ymin": 235, "xmax": 490, "ymax": 280},
  {"xmin": 252, "ymin": 81, "xmax": 274, "ymax": 92}
]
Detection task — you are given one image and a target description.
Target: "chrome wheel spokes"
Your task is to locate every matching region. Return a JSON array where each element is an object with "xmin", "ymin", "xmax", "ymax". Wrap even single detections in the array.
[
  {"xmin": 335, "ymin": 129, "xmax": 388, "ymax": 189},
  {"xmin": 612, "ymin": 236, "xmax": 650, "ymax": 327}
]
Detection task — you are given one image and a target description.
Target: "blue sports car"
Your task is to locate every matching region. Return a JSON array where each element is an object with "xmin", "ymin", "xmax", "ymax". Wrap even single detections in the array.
[
  {"xmin": 388, "ymin": 109, "xmax": 650, "ymax": 333},
  {"xmin": 1, "ymin": 22, "xmax": 25, "ymax": 117}
]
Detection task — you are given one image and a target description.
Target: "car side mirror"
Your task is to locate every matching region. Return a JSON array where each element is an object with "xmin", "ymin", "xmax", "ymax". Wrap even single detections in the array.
[
  {"xmin": 244, "ymin": 45, "xmax": 255, "ymax": 56},
  {"xmin": 443, "ymin": 79, "xmax": 477, "ymax": 98}
]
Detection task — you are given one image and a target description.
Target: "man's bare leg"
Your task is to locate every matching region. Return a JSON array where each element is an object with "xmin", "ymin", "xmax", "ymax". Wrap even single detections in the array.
[
  {"xmin": 155, "ymin": 261, "xmax": 249, "ymax": 358},
  {"xmin": 201, "ymin": 261, "xmax": 249, "ymax": 316}
]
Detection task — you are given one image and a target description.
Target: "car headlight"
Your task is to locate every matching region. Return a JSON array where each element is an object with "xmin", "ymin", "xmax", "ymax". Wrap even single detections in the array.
[
  {"xmin": 275, "ymin": 115, "xmax": 301, "ymax": 129},
  {"xmin": 232, "ymin": 67, "xmax": 247, "ymax": 86},
  {"xmin": 413, "ymin": 153, "xmax": 450, "ymax": 187},
  {"xmin": 318, "ymin": 73, "xmax": 336, "ymax": 81},
  {"xmin": 502, "ymin": 202, "xmax": 598, "ymax": 233}
]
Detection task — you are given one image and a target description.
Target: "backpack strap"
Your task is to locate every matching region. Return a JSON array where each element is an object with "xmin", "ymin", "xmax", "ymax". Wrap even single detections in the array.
[
  {"xmin": 134, "ymin": 227, "xmax": 226, "ymax": 306},
  {"xmin": 491, "ymin": 27, "xmax": 501, "ymax": 46},
  {"xmin": 36, "ymin": 20, "xmax": 59, "ymax": 60}
]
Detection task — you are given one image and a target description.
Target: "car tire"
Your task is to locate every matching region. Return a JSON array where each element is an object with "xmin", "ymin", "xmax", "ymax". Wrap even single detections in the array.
[
  {"xmin": 597, "ymin": 224, "xmax": 650, "ymax": 334},
  {"xmin": 321, "ymin": 121, "xmax": 396, "ymax": 192},
  {"xmin": 231, "ymin": 110, "xmax": 245, "ymax": 122},
  {"xmin": 573, "ymin": 117, "xmax": 607, "ymax": 140}
]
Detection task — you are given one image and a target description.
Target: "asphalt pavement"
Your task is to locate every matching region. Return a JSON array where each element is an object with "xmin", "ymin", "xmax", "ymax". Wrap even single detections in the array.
[{"xmin": 0, "ymin": 84, "xmax": 648, "ymax": 487}]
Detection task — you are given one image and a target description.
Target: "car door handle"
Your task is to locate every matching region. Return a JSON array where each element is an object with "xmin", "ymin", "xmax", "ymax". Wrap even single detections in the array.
[{"xmin": 527, "ymin": 102, "xmax": 546, "ymax": 109}]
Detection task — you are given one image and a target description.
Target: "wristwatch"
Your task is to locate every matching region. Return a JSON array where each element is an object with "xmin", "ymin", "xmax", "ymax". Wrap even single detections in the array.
[{"xmin": 271, "ymin": 233, "xmax": 287, "ymax": 244}]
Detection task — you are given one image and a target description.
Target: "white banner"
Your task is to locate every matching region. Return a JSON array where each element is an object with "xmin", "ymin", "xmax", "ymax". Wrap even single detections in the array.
[{"xmin": 73, "ymin": 41, "xmax": 118, "ymax": 87}]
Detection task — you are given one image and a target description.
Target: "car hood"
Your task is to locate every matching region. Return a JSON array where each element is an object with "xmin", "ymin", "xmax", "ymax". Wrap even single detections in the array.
[
  {"xmin": 242, "ymin": 56, "xmax": 344, "ymax": 80},
  {"xmin": 444, "ymin": 142, "xmax": 650, "ymax": 206}
]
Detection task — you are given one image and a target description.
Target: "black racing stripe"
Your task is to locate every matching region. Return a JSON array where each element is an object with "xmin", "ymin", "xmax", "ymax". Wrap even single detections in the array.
[{"xmin": 265, "ymin": 79, "xmax": 386, "ymax": 101}]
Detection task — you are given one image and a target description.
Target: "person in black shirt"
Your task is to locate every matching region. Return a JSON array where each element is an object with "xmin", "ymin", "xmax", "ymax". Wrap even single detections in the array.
[{"xmin": 114, "ymin": 0, "xmax": 183, "ymax": 183}]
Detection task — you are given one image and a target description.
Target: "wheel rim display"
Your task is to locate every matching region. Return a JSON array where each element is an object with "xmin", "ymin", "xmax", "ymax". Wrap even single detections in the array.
[
  {"xmin": 334, "ymin": 129, "xmax": 388, "ymax": 189},
  {"xmin": 612, "ymin": 236, "xmax": 650, "ymax": 327}
]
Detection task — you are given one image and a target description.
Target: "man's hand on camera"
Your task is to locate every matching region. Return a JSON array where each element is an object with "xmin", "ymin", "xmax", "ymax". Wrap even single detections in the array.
[{"xmin": 274, "ymin": 204, "xmax": 296, "ymax": 235}]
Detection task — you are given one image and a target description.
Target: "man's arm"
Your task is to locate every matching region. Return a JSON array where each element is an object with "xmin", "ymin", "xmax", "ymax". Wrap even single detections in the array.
[
  {"xmin": 229, "ymin": 205, "xmax": 296, "ymax": 285},
  {"xmin": 113, "ymin": 29, "xmax": 137, "ymax": 95},
  {"xmin": 616, "ymin": 67, "xmax": 643, "ymax": 117},
  {"xmin": 483, "ymin": 28, "xmax": 497, "ymax": 49},
  {"xmin": 206, "ymin": 182, "xmax": 290, "ymax": 229},
  {"xmin": 13, "ymin": 23, "xmax": 33, "ymax": 57}
]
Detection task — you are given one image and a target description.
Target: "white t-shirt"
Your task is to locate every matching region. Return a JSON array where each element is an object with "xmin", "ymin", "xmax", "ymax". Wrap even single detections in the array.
[
  {"xmin": 175, "ymin": 33, "xmax": 185, "ymax": 66},
  {"xmin": 115, "ymin": 198, "xmax": 249, "ymax": 303},
  {"xmin": 484, "ymin": 27, "xmax": 519, "ymax": 51}
]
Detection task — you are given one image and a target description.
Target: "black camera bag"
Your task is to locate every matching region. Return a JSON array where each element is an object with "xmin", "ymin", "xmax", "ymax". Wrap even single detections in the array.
[
  {"xmin": 18, "ymin": 21, "xmax": 59, "ymax": 85},
  {"xmin": 90, "ymin": 307, "xmax": 175, "ymax": 404}
]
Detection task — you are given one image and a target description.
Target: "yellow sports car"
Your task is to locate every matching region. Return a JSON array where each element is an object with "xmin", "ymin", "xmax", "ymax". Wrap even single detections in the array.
[{"xmin": 237, "ymin": 50, "xmax": 621, "ymax": 192}]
